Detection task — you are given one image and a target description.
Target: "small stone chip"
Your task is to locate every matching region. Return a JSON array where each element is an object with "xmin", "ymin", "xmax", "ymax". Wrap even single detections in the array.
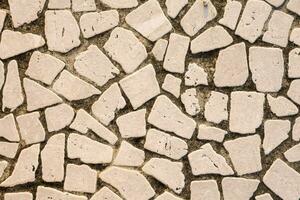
[
  {"xmin": 152, "ymin": 39, "xmax": 168, "ymax": 62},
  {"xmin": 180, "ymin": 0, "xmax": 217, "ymax": 36},
  {"xmin": 4, "ymin": 192, "xmax": 33, "ymax": 200},
  {"xmin": 155, "ymin": 192, "xmax": 183, "ymax": 200},
  {"xmin": 292, "ymin": 117, "xmax": 300, "ymax": 141},
  {"xmin": 204, "ymin": 91, "xmax": 228, "ymax": 124},
  {"xmin": 197, "ymin": 124, "xmax": 227, "ymax": 143},
  {"xmin": 255, "ymin": 193, "xmax": 273, "ymax": 200},
  {"xmin": 162, "ymin": 74, "xmax": 181, "ymax": 98},
  {"xmin": 48, "ymin": 0, "xmax": 70, "ymax": 9},
  {"xmin": 288, "ymin": 48, "xmax": 300, "ymax": 78},
  {"xmin": 284, "ymin": 143, "xmax": 300, "ymax": 162},
  {"xmin": 79, "ymin": 10, "xmax": 119, "ymax": 39},
  {"xmin": 36, "ymin": 186, "xmax": 87, "ymax": 200},
  {"xmin": 72, "ymin": 0, "xmax": 96, "ymax": 12},
  {"xmin": 99, "ymin": 0, "xmax": 138, "ymax": 9},
  {"xmin": 191, "ymin": 25, "xmax": 233, "ymax": 54},
  {"xmin": 190, "ymin": 180, "xmax": 220, "ymax": 200},
  {"xmin": 0, "ymin": 114, "xmax": 19, "ymax": 142},
  {"xmin": 104, "ymin": 27, "xmax": 147, "ymax": 73},
  {"xmin": 287, "ymin": 79, "xmax": 300, "ymax": 105},
  {"xmin": 235, "ymin": 0, "xmax": 272, "ymax": 43},
  {"xmin": 188, "ymin": 143, "xmax": 234, "ymax": 176},
  {"xmin": 185, "ymin": 63, "xmax": 208, "ymax": 86},
  {"xmin": 144, "ymin": 128, "xmax": 188, "ymax": 160},
  {"xmin": 224, "ymin": 135, "xmax": 262, "ymax": 175},
  {"xmin": 219, "ymin": 1, "xmax": 242, "ymax": 30},
  {"xmin": 287, "ymin": 0, "xmax": 300, "ymax": 16},
  {"xmin": 290, "ymin": 28, "xmax": 300, "ymax": 46},
  {"xmin": 267, "ymin": 95, "xmax": 298, "ymax": 117},
  {"xmin": 142, "ymin": 158, "xmax": 185, "ymax": 194},
  {"xmin": 0, "ymin": 142, "xmax": 18, "ymax": 159},
  {"xmin": 125, "ymin": 0, "xmax": 172, "ymax": 41},
  {"xmin": 91, "ymin": 187, "xmax": 122, "ymax": 200},
  {"xmin": 0, "ymin": 10, "xmax": 6, "ymax": 33},
  {"xmin": 181, "ymin": 88, "xmax": 201, "ymax": 116},
  {"xmin": 165, "ymin": 0, "xmax": 187, "ymax": 18},
  {"xmin": 64, "ymin": 164, "xmax": 97, "ymax": 194}
]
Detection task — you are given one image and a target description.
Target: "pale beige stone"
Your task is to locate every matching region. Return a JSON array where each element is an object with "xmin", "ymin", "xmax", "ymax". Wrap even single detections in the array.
[
  {"xmin": 48, "ymin": 0, "xmax": 70, "ymax": 9},
  {"xmin": 180, "ymin": 0, "xmax": 217, "ymax": 36},
  {"xmin": 92, "ymin": 83, "xmax": 125, "ymax": 125},
  {"xmin": 67, "ymin": 133, "xmax": 113, "ymax": 164},
  {"xmin": 0, "ymin": 10, "xmax": 6, "ymax": 33},
  {"xmin": 287, "ymin": 0, "xmax": 300, "ymax": 16},
  {"xmin": 4, "ymin": 192, "xmax": 33, "ymax": 200},
  {"xmin": 162, "ymin": 74, "xmax": 181, "ymax": 98},
  {"xmin": 155, "ymin": 192, "xmax": 183, "ymax": 200},
  {"xmin": 148, "ymin": 95, "xmax": 196, "ymax": 139},
  {"xmin": 219, "ymin": 1, "xmax": 242, "ymax": 30},
  {"xmin": 36, "ymin": 186, "xmax": 88, "ymax": 200},
  {"xmin": 0, "ymin": 161, "xmax": 8, "ymax": 178},
  {"xmin": 72, "ymin": 0, "xmax": 96, "ymax": 12},
  {"xmin": 264, "ymin": 0, "xmax": 284, "ymax": 7},
  {"xmin": 290, "ymin": 28, "xmax": 300, "ymax": 46},
  {"xmin": 100, "ymin": 0, "xmax": 138, "ymax": 8},
  {"xmin": 125, "ymin": 0, "xmax": 172, "ymax": 41},
  {"xmin": 267, "ymin": 95, "xmax": 298, "ymax": 117},
  {"xmin": 80, "ymin": 10, "xmax": 119, "ymax": 39},
  {"xmin": 181, "ymin": 88, "xmax": 200, "ymax": 116},
  {"xmin": 165, "ymin": 0, "xmax": 187, "ymax": 18},
  {"xmin": 284, "ymin": 143, "xmax": 300, "ymax": 162},
  {"xmin": 191, "ymin": 180, "xmax": 220, "ymax": 200},
  {"xmin": 287, "ymin": 79, "xmax": 300, "ymax": 105},
  {"xmin": 255, "ymin": 193, "xmax": 273, "ymax": 200},
  {"xmin": 293, "ymin": 117, "xmax": 300, "ymax": 141},
  {"xmin": 185, "ymin": 63, "xmax": 208, "ymax": 86},
  {"xmin": 91, "ymin": 187, "xmax": 122, "ymax": 200},
  {"xmin": 0, "ymin": 60, "xmax": 4, "ymax": 90},
  {"xmin": 0, "ymin": 142, "xmax": 18, "ymax": 159},
  {"xmin": 45, "ymin": 104, "xmax": 74, "ymax": 132},
  {"xmin": 144, "ymin": 128, "xmax": 188, "ymax": 160},
  {"xmin": 197, "ymin": 124, "xmax": 227, "ymax": 142},
  {"xmin": 288, "ymin": 48, "xmax": 300, "ymax": 78},
  {"xmin": 0, "ymin": 114, "xmax": 19, "ymax": 142},
  {"xmin": 142, "ymin": 158, "xmax": 185, "ymax": 194},
  {"xmin": 204, "ymin": 91, "xmax": 228, "ymax": 124},
  {"xmin": 152, "ymin": 39, "xmax": 168, "ymax": 61},
  {"xmin": 99, "ymin": 167, "xmax": 155, "ymax": 200}
]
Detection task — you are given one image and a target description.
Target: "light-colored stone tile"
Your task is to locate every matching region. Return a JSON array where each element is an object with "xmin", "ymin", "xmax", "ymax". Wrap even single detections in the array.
[
  {"xmin": 190, "ymin": 180, "xmax": 220, "ymax": 200},
  {"xmin": 0, "ymin": 10, "xmax": 6, "ymax": 33},
  {"xmin": 264, "ymin": 0, "xmax": 284, "ymax": 7},
  {"xmin": 255, "ymin": 193, "xmax": 273, "ymax": 200},
  {"xmin": 0, "ymin": 60, "xmax": 4, "ymax": 91},
  {"xmin": 290, "ymin": 28, "xmax": 300, "ymax": 46},
  {"xmin": 288, "ymin": 48, "xmax": 300, "ymax": 78},
  {"xmin": 197, "ymin": 124, "xmax": 227, "ymax": 142},
  {"xmin": 287, "ymin": 0, "xmax": 300, "ymax": 16},
  {"xmin": 152, "ymin": 39, "xmax": 168, "ymax": 62},
  {"xmin": 292, "ymin": 117, "xmax": 300, "ymax": 141},
  {"xmin": 162, "ymin": 74, "xmax": 181, "ymax": 98},
  {"xmin": 185, "ymin": 63, "xmax": 208, "ymax": 86},
  {"xmin": 284, "ymin": 143, "xmax": 300, "ymax": 162},
  {"xmin": 72, "ymin": 0, "xmax": 96, "ymax": 12},
  {"xmin": 4, "ymin": 192, "xmax": 33, "ymax": 200},
  {"xmin": 0, "ymin": 114, "xmax": 20, "ymax": 142},
  {"xmin": 100, "ymin": 0, "xmax": 138, "ymax": 8},
  {"xmin": 155, "ymin": 191, "xmax": 183, "ymax": 200},
  {"xmin": 0, "ymin": 161, "xmax": 8, "ymax": 178},
  {"xmin": 0, "ymin": 142, "xmax": 18, "ymax": 159},
  {"xmin": 91, "ymin": 187, "xmax": 122, "ymax": 200},
  {"xmin": 219, "ymin": 1, "xmax": 242, "ymax": 30},
  {"xmin": 165, "ymin": 0, "xmax": 187, "ymax": 18},
  {"xmin": 267, "ymin": 95, "xmax": 298, "ymax": 117},
  {"xmin": 287, "ymin": 79, "xmax": 300, "ymax": 105},
  {"xmin": 181, "ymin": 88, "xmax": 201, "ymax": 116},
  {"xmin": 36, "ymin": 186, "xmax": 87, "ymax": 200},
  {"xmin": 48, "ymin": 0, "xmax": 70, "ymax": 9},
  {"xmin": 45, "ymin": 104, "xmax": 74, "ymax": 132},
  {"xmin": 204, "ymin": 91, "xmax": 228, "ymax": 124}
]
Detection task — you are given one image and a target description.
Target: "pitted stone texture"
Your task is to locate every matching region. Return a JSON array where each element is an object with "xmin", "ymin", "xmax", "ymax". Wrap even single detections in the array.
[
  {"xmin": 204, "ymin": 91, "xmax": 228, "ymax": 124},
  {"xmin": 284, "ymin": 143, "xmax": 300, "ymax": 162},
  {"xmin": 181, "ymin": 88, "xmax": 201, "ymax": 116},
  {"xmin": 287, "ymin": 0, "xmax": 300, "ymax": 16},
  {"xmin": 287, "ymin": 79, "xmax": 300, "ymax": 105},
  {"xmin": 162, "ymin": 74, "xmax": 181, "ymax": 98},
  {"xmin": 290, "ymin": 28, "xmax": 300, "ymax": 46},
  {"xmin": 99, "ymin": 0, "xmax": 138, "ymax": 9},
  {"xmin": 48, "ymin": 0, "xmax": 70, "ymax": 9},
  {"xmin": 288, "ymin": 48, "xmax": 300, "ymax": 78},
  {"xmin": 36, "ymin": 186, "xmax": 88, "ymax": 200},
  {"xmin": 0, "ymin": 142, "xmax": 18, "ymax": 159},
  {"xmin": 155, "ymin": 192, "xmax": 183, "ymax": 200},
  {"xmin": 72, "ymin": 0, "xmax": 96, "ymax": 12},
  {"xmin": 191, "ymin": 180, "xmax": 220, "ymax": 200},
  {"xmin": 185, "ymin": 63, "xmax": 208, "ymax": 86},
  {"xmin": 4, "ymin": 192, "xmax": 33, "ymax": 200},
  {"xmin": 197, "ymin": 124, "xmax": 227, "ymax": 143},
  {"xmin": 219, "ymin": 1, "xmax": 242, "ymax": 30},
  {"xmin": 90, "ymin": 187, "xmax": 122, "ymax": 200},
  {"xmin": 152, "ymin": 39, "xmax": 168, "ymax": 61},
  {"xmin": 267, "ymin": 95, "xmax": 298, "ymax": 117},
  {"xmin": 165, "ymin": 0, "xmax": 187, "ymax": 18},
  {"xmin": 0, "ymin": 114, "xmax": 20, "ymax": 142}
]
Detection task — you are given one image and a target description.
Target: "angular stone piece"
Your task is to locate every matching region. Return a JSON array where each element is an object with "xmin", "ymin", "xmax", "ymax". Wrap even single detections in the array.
[
  {"xmin": 293, "ymin": 117, "xmax": 300, "ymax": 141},
  {"xmin": 162, "ymin": 74, "xmax": 181, "ymax": 98},
  {"xmin": 284, "ymin": 143, "xmax": 300, "ymax": 162},
  {"xmin": 204, "ymin": 91, "xmax": 228, "ymax": 124},
  {"xmin": 91, "ymin": 187, "xmax": 122, "ymax": 200},
  {"xmin": 290, "ymin": 28, "xmax": 300, "ymax": 46},
  {"xmin": 4, "ymin": 192, "xmax": 33, "ymax": 200},
  {"xmin": 255, "ymin": 193, "xmax": 273, "ymax": 200},
  {"xmin": 181, "ymin": 88, "xmax": 200, "ymax": 116},
  {"xmin": 0, "ymin": 142, "xmax": 18, "ymax": 159},
  {"xmin": 48, "ymin": 0, "xmax": 71, "ymax": 9},
  {"xmin": 0, "ymin": 10, "xmax": 6, "ymax": 33},
  {"xmin": 219, "ymin": 1, "xmax": 242, "ymax": 30},
  {"xmin": 287, "ymin": 0, "xmax": 300, "ymax": 16},
  {"xmin": 0, "ymin": 114, "xmax": 19, "ymax": 142},
  {"xmin": 191, "ymin": 180, "xmax": 220, "ymax": 200},
  {"xmin": 100, "ymin": 0, "xmax": 138, "ymax": 8},
  {"xmin": 287, "ymin": 79, "xmax": 300, "ymax": 105},
  {"xmin": 0, "ymin": 60, "xmax": 4, "ymax": 91},
  {"xmin": 0, "ymin": 160, "xmax": 7, "ymax": 178},
  {"xmin": 288, "ymin": 48, "xmax": 300, "ymax": 78},
  {"xmin": 267, "ymin": 95, "xmax": 298, "ymax": 117},
  {"xmin": 185, "ymin": 63, "xmax": 208, "ymax": 86},
  {"xmin": 197, "ymin": 124, "xmax": 227, "ymax": 143},
  {"xmin": 36, "ymin": 186, "xmax": 87, "ymax": 200},
  {"xmin": 156, "ymin": 192, "xmax": 183, "ymax": 200},
  {"xmin": 45, "ymin": 104, "xmax": 74, "ymax": 132},
  {"xmin": 165, "ymin": 0, "xmax": 187, "ymax": 18},
  {"xmin": 72, "ymin": 0, "xmax": 96, "ymax": 12},
  {"xmin": 152, "ymin": 39, "xmax": 168, "ymax": 61}
]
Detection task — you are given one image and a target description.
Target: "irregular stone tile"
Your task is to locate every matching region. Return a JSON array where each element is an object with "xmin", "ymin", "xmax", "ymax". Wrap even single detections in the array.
[
  {"xmin": 267, "ymin": 95, "xmax": 298, "ymax": 117},
  {"xmin": 0, "ymin": 142, "xmax": 18, "ymax": 159},
  {"xmin": 190, "ymin": 180, "xmax": 220, "ymax": 200},
  {"xmin": 36, "ymin": 186, "xmax": 88, "ymax": 200},
  {"xmin": 17, "ymin": 112, "xmax": 45, "ymax": 145},
  {"xmin": 100, "ymin": 0, "xmax": 138, "ymax": 8},
  {"xmin": 72, "ymin": 0, "xmax": 96, "ymax": 12},
  {"xmin": 104, "ymin": 27, "xmax": 147, "ymax": 73},
  {"xmin": 0, "ymin": 144, "xmax": 40, "ymax": 187},
  {"xmin": 2, "ymin": 60, "xmax": 24, "ymax": 111},
  {"xmin": 0, "ymin": 60, "xmax": 4, "ymax": 90},
  {"xmin": 0, "ymin": 10, "xmax": 6, "ymax": 33},
  {"xmin": 224, "ymin": 135, "xmax": 262, "ymax": 175},
  {"xmin": 125, "ymin": 0, "xmax": 172, "ymax": 41},
  {"xmin": 263, "ymin": 11, "xmax": 294, "ymax": 47},
  {"xmin": 214, "ymin": 42, "xmax": 248, "ymax": 87},
  {"xmin": 4, "ymin": 192, "xmax": 33, "ymax": 200},
  {"xmin": 24, "ymin": 78, "xmax": 63, "ymax": 111},
  {"xmin": 79, "ymin": 10, "xmax": 119, "ymax": 39},
  {"xmin": 142, "ymin": 158, "xmax": 185, "ymax": 194},
  {"xmin": 180, "ymin": 0, "xmax": 217, "ymax": 36},
  {"xmin": 263, "ymin": 120, "xmax": 290, "ymax": 155},
  {"xmin": 120, "ymin": 64, "xmax": 160, "ymax": 109},
  {"xmin": 0, "ymin": 30, "xmax": 45, "ymax": 59},
  {"xmin": 148, "ymin": 95, "xmax": 196, "ymax": 139},
  {"xmin": 219, "ymin": 1, "xmax": 242, "ymax": 30},
  {"xmin": 92, "ymin": 83, "xmax": 125, "ymax": 125},
  {"xmin": 264, "ymin": 159, "xmax": 300, "ymax": 199},
  {"xmin": 185, "ymin": 63, "xmax": 208, "ymax": 86},
  {"xmin": 162, "ymin": 74, "xmax": 181, "ymax": 98},
  {"xmin": 67, "ymin": 133, "xmax": 113, "ymax": 164},
  {"xmin": 45, "ymin": 10, "xmax": 80, "ymax": 53},
  {"xmin": 155, "ymin": 192, "xmax": 183, "ymax": 200},
  {"xmin": 293, "ymin": 117, "xmax": 300, "ymax": 141},
  {"xmin": 264, "ymin": 0, "xmax": 284, "ymax": 7},
  {"xmin": 53, "ymin": 70, "xmax": 101, "ymax": 101},
  {"xmin": 152, "ymin": 39, "xmax": 168, "ymax": 62},
  {"xmin": 25, "ymin": 51, "xmax": 65, "ymax": 85},
  {"xmin": 91, "ymin": 187, "xmax": 122, "ymax": 200},
  {"xmin": 144, "ymin": 128, "xmax": 188, "ymax": 160},
  {"xmin": 290, "ymin": 28, "xmax": 300, "ymax": 46},
  {"xmin": 198, "ymin": 124, "xmax": 227, "ymax": 143},
  {"xmin": 188, "ymin": 143, "xmax": 233, "ymax": 176},
  {"xmin": 222, "ymin": 177, "xmax": 260, "ymax": 200},
  {"xmin": 163, "ymin": 33, "xmax": 190, "ymax": 74},
  {"xmin": 255, "ymin": 193, "xmax": 273, "ymax": 200},
  {"xmin": 64, "ymin": 164, "xmax": 97, "ymax": 193},
  {"xmin": 70, "ymin": 109, "xmax": 118, "ymax": 144},
  {"xmin": 284, "ymin": 143, "xmax": 300, "ymax": 162},
  {"xmin": 0, "ymin": 114, "xmax": 20, "ymax": 142},
  {"xmin": 235, "ymin": 0, "xmax": 272, "ymax": 43},
  {"xmin": 191, "ymin": 25, "xmax": 233, "ymax": 54},
  {"xmin": 204, "ymin": 91, "xmax": 228, "ymax": 124},
  {"xmin": 181, "ymin": 88, "xmax": 200, "ymax": 116},
  {"xmin": 48, "ymin": 0, "xmax": 71, "ymax": 9},
  {"xmin": 8, "ymin": 0, "xmax": 46, "ymax": 28},
  {"xmin": 287, "ymin": 79, "xmax": 300, "ymax": 105},
  {"xmin": 229, "ymin": 91, "xmax": 265, "ymax": 134},
  {"xmin": 287, "ymin": 0, "xmax": 300, "ymax": 16},
  {"xmin": 165, "ymin": 0, "xmax": 187, "ymax": 18},
  {"xmin": 0, "ymin": 161, "xmax": 8, "ymax": 178},
  {"xmin": 288, "ymin": 48, "xmax": 300, "ymax": 78},
  {"xmin": 99, "ymin": 167, "xmax": 155, "ymax": 200},
  {"xmin": 113, "ymin": 141, "xmax": 145, "ymax": 167},
  {"xmin": 41, "ymin": 133, "xmax": 65, "ymax": 182}
]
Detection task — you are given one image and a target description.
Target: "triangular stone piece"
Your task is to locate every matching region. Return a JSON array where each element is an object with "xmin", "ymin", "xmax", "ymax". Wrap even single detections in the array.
[{"xmin": 0, "ymin": 114, "xmax": 19, "ymax": 142}]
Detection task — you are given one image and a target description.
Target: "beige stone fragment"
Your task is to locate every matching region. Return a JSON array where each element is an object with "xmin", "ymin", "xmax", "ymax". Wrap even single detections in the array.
[
  {"xmin": 53, "ymin": 70, "xmax": 101, "ymax": 101},
  {"xmin": 125, "ymin": 0, "xmax": 172, "ymax": 41},
  {"xmin": 290, "ymin": 28, "xmax": 300, "ymax": 46},
  {"xmin": 267, "ymin": 95, "xmax": 298, "ymax": 117},
  {"xmin": 287, "ymin": 0, "xmax": 300, "ymax": 16},
  {"xmin": 191, "ymin": 25, "xmax": 233, "ymax": 54},
  {"xmin": 2, "ymin": 60, "xmax": 23, "ymax": 111},
  {"xmin": 0, "ymin": 161, "xmax": 8, "ymax": 178},
  {"xmin": 181, "ymin": 88, "xmax": 200, "ymax": 116},
  {"xmin": 264, "ymin": 159, "xmax": 300, "ymax": 199},
  {"xmin": 142, "ymin": 158, "xmax": 185, "ymax": 194},
  {"xmin": 287, "ymin": 79, "xmax": 300, "ymax": 105},
  {"xmin": 0, "ymin": 60, "xmax": 4, "ymax": 90},
  {"xmin": 144, "ymin": 128, "xmax": 188, "ymax": 160},
  {"xmin": 80, "ymin": 10, "xmax": 119, "ymax": 39},
  {"xmin": 119, "ymin": 64, "xmax": 160, "ymax": 109},
  {"xmin": 45, "ymin": 104, "xmax": 74, "ymax": 132},
  {"xmin": 288, "ymin": 48, "xmax": 300, "ymax": 78},
  {"xmin": 155, "ymin": 192, "xmax": 183, "ymax": 200},
  {"xmin": 67, "ymin": 133, "xmax": 113, "ymax": 164},
  {"xmin": 48, "ymin": 0, "xmax": 70, "ymax": 9},
  {"xmin": 222, "ymin": 177, "xmax": 260, "ymax": 200},
  {"xmin": 0, "ymin": 10, "xmax": 6, "ymax": 33},
  {"xmin": 188, "ymin": 143, "xmax": 233, "ymax": 176},
  {"xmin": 152, "ymin": 39, "xmax": 168, "ymax": 61},
  {"xmin": 197, "ymin": 124, "xmax": 227, "ymax": 143},
  {"xmin": 163, "ymin": 33, "xmax": 190, "ymax": 74},
  {"xmin": 190, "ymin": 180, "xmax": 220, "ymax": 200},
  {"xmin": 148, "ymin": 95, "xmax": 196, "ymax": 139},
  {"xmin": 92, "ymin": 83, "xmax": 125, "ymax": 125},
  {"xmin": 224, "ymin": 135, "xmax": 262, "ymax": 175},
  {"xmin": 204, "ymin": 91, "xmax": 228, "ymax": 124},
  {"xmin": 219, "ymin": 1, "xmax": 242, "ymax": 30},
  {"xmin": 23, "ymin": 78, "xmax": 63, "ymax": 111},
  {"xmin": 45, "ymin": 10, "xmax": 81, "ymax": 53},
  {"xmin": 41, "ymin": 134, "xmax": 65, "ymax": 183},
  {"xmin": 113, "ymin": 141, "xmax": 145, "ymax": 167},
  {"xmin": 165, "ymin": 0, "xmax": 187, "ymax": 18},
  {"xmin": 229, "ymin": 91, "xmax": 265, "ymax": 134},
  {"xmin": 25, "ymin": 51, "xmax": 65, "ymax": 85},
  {"xmin": 214, "ymin": 42, "xmax": 248, "ymax": 87},
  {"xmin": 264, "ymin": 0, "xmax": 285, "ymax": 7},
  {"xmin": 293, "ymin": 117, "xmax": 300, "ymax": 141},
  {"xmin": 185, "ymin": 63, "xmax": 208, "ymax": 86},
  {"xmin": 99, "ymin": 167, "xmax": 155, "ymax": 200},
  {"xmin": 101, "ymin": 0, "xmax": 138, "ymax": 8},
  {"xmin": 70, "ymin": 109, "xmax": 118, "ymax": 144},
  {"xmin": 255, "ymin": 193, "xmax": 273, "ymax": 200},
  {"xmin": 4, "ymin": 192, "xmax": 33, "ymax": 200},
  {"xmin": 0, "ymin": 114, "xmax": 19, "ymax": 142},
  {"xmin": 91, "ymin": 187, "xmax": 122, "ymax": 200},
  {"xmin": 0, "ymin": 144, "xmax": 40, "ymax": 187},
  {"xmin": 64, "ymin": 164, "xmax": 97, "ymax": 193},
  {"xmin": 0, "ymin": 142, "xmax": 18, "ymax": 158},
  {"xmin": 284, "ymin": 143, "xmax": 300, "ymax": 162},
  {"xmin": 72, "ymin": 0, "xmax": 96, "ymax": 12},
  {"xmin": 162, "ymin": 74, "xmax": 181, "ymax": 98},
  {"xmin": 36, "ymin": 186, "xmax": 88, "ymax": 200},
  {"xmin": 180, "ymin": 0, "xmax": 217, "ymax": 36}
]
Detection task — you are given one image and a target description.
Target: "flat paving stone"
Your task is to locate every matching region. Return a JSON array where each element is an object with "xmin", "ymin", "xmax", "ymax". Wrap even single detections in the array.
[
  {"xmin": 90, "ymin": 187, "xmax": 122, "ymax": 200},
  {"xmin": 4, "ymin": 192, "xmax": 33, "ymax": 200},
  {"xmin": 185, "ymin": 63, "xmax": 208, "ymax": 86},
  {"xmin": 162, "ymin": 74, "xmax": 182, "ymax": 98},
  {"xmin": 287, "ymin": 0, "xmax": 300, "ymax": 16},
  {"xmin": 267, "ymin": 94, "xmax": 299, "ymax": 117},
  {"xmin": 288, "ymin": 48, "xmax": 300, "ymax": 78},
  {"xmin": 0, "ymin": 142, "xmax": 18, "ymax": 159},
  {"xmin": 72, "ymin": 0, "xmax": 96, "ymax": 12},
  {"xmin": 0, "ymin": 114, "xmax": 20, "ymax": 142},
  {"xmin": 190, "ymin": 180, "xmax": 220, "ymax": 200},
  {"xmin": 0, "ymin": 10, "xmax": 6, "ymax": 33},
  {"xmin": 155, "ymin": 192, "xmax": 183, "ymax": 200},
  {"xmin": 204, "ymin": 91, "xmax": 228, "ymax": 124},
  {"xmin": 292, "ymin": 116, "xmax": 300, "ymax": 141},
  {"xmin": 290, "ymin": 28, "xmax": 300, "ymax": 46},
  {"xmin": 181, "ymin": 88, "xmax": 201, "ymax": 116},
  {"xmin": 287, "ymin": 79, "xmax": 300, "ymax": 105},
  {"xmin": 165, "ymin": 0, "xmax": 187, "ymax": 19},
  {"xmin": 99, "ymin": 0, "xmax": 138, "ymax": 9},
  {"xmin": 219, "ymin": 1, "xmax": 242, "ymax": 30},
  {"xmin": 284, "ymin": 143, "xmax": 300, "ymax": 162},
  {"xmin": 48, "ymin": 0, "xmax": 70, "ymax": 9},
  {"xmin": 197, "ymin": 124, "xmax": 227, "ymax": 143},
  {"xmin": 152, "ymin": 39, "xmax": 168, "ymax": 62},
  {"xmin": 36, "ymin": 186, "xmax": 87, "ymax": 200},
  {"xmin": 255, "ymin": 193, "xmax": 273, "ymax": 200}
]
